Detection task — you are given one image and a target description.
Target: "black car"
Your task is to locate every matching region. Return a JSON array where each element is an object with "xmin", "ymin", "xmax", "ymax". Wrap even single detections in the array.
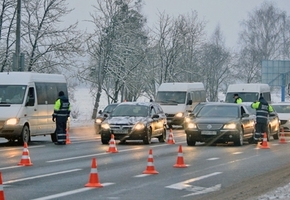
[
  {"xmin": 185, "ymin": 103, "xmax": 256, "ymax": 146},
  {"xmin": 100, "ymin": 102, "xmax": 167, "ymax": 144},
  {"xmin": 94, "ymin": 103, "xmax": 119, "ymax": 134}
]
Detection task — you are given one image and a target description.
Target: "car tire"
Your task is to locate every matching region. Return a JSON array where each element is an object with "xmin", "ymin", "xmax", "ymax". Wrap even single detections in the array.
[
  {"xmin": 186, "ymin": 134, "xmax": 196, "ymax": 146},
  {"xmin": 234, "ymin": 128, "xmax": 243, "ymax": 146},
  {"xmin": 51, "ymin": 131, "xmax": 57, "ymax": 142},
  {"xmin": 158, "ymin": 128, "xmax": 166, "ymax": 143},
  {"xmin": 273, "ymin": 129, "xmax": 279, "ymax": 140},
  {"xmin": 18, "ymin": 125, "xmax": 30, "ymax": 145},
  {"xmin": 143, "ymin": 128, "xmax": 152, "ymax": 144},
  {"xmin": 101, "ymin": 137, "xmax": 110, "ymax": 145}
]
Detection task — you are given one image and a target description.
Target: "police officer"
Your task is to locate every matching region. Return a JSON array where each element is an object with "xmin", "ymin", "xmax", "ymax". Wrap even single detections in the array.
[
  {"xmin": 251, "ymin": 95, "xmax": 273, "ymax": 142},
  {"xmin": 233, "ymin": 93, "xmax": 243, "ymax": 104},
  {"xmin": 52, "ymin": 91, "xmax": 71, "ymax": 145}
]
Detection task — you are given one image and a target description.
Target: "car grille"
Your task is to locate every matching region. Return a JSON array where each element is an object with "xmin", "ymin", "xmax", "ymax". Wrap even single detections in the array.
[
  {"xmin": 110, "ymin": 124, "xmax": 133, "ymax": 133},
  {"xmin": 280, "ymin": 120, "xmax": 288, "ymax": 125},
  {"xmin": 197, "ymin": 124, "xmax": 223, "ymax": 130}
]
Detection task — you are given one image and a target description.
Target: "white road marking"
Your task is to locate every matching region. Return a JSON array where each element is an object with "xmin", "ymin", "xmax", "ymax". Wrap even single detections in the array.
[
  {"xmin": 47, "ymin": 148, "xmax": 142, "ymax": 163},
  {"xmin": 182, "ymin": 184, "xmax": 222, "ymax": 197},
  {"xmin": 0, "ymin": 145, "xmax": 45, "ymax": 152},
  {"xmin": 0, "ymin": 166, "xmax": 22, "ymax": 170},
  {"xmin": 207, "ymin": 157, "xmax": 219, "ymax": 160},
  {"xmin": 165, "ymin": 172, "xmax": 222, "ymax": 190},
  {"xmin": 31, "ymin": 183, "xmax": 115, "ymax": 200},
  {"xmin": 134, "ymin": 174, "xmax": 151, "ymax": 178},
  {"xmin": 3, "ymin": 169, "xmax": 82, "ymax": 184},
  {"xmin": 232, "ymin": 152, "xmax": 243, "ymax": 154}
]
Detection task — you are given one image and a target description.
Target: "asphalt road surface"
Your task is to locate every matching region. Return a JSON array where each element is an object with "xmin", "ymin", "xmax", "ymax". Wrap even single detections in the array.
[{"xmin": 1, "ymin": 126, "xmax": 290, "ymax": 200}]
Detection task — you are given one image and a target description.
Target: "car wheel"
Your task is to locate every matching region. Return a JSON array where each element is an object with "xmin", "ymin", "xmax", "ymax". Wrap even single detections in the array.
[
  {"xmin": 273, "ymin": 128, "xmax": 279, "ymax": 140},
  {"xmin": 158, "ymin": 128, "xmax": 166, "ymax": 143},
  {"xmin": 18, "ymin": 125, "xmax": 30, "ymax": 145},
  {"xmin": 101, "ymin": 136, "xmax": 110, "ymax": 145},
  {"xmin": 51, "ymin": 131, "xmax": 57, "ymax": 142},
  {"xmin": 234, "ymin": 128, "xmax": 243, "ymax": 146},
  {"xmin": 186, "ymin": 134, "xmax": 196, "ymax": 146},
  {"xmin": 143, "ymin": 128, "xmax": 152, "ymax": 144}
]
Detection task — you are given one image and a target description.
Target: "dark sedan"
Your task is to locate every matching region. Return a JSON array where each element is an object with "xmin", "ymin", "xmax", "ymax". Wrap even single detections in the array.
[
  {"xmin": 185, "ymin": 103, "xmax": 256, "ymax": 146},
  {"xmin": 100, "ymin": 102, "xmax": 167, "ymax": 144}
]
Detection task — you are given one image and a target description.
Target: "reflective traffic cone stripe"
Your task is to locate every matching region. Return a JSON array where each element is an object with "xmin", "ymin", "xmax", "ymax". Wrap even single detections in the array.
[
  {"xmin": 143, "ymin": 149, "xmax": 158, "ymax": 174},
  {"xmin": 85, "ymin": 158, "xmax": 103, "ymax": 187},
  {"xmin": 167, "ymin": 129, "xmax": 175, "ymax": 144},
  {"xmin": 106, "ymin": 134, "xmax": 118, "ymax": 153},
  {"xmin": 0, "ymin": 172, "xmax": 5, "ymax": 200},
  {"xmin": 260, "ymin": 132, "xmax": 270, "ymax": 149},
  {"xmin": 173, "ymin": 145, "xmax": 188, "ymax": 168},
  {"xmin": 18, "ymin": 142, "xmax": 33, "ymax": 166},
  {"xmin": 66, "ymin": 129, "xmax": 71, "ymax": 144},
  {"xmin": 279, "ymin": 129, "xmax": 287, "ymax": 144}
]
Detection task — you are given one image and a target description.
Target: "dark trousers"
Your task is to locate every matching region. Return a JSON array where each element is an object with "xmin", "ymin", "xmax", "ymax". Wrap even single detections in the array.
[
  {"xmin": 254, "ymin": 123, "xmax": 268, "ymax": 140},
  {"xmin": 55, "ymin": 117, "xmax": 67, "ymax": 144}
]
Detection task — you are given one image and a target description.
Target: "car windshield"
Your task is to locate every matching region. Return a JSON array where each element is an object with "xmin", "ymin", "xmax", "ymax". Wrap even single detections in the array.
[
  {"xmin": 197, "ymin": 105, "xmax": 239, "ymax": 118},
  {"xmin": 111, "ymin": 105, "xmax": 149, "ymax": 117},
  {"xmin": 244, "ymin": 105, "xmax": 256, "ymax": 115},
  {"xmin": 0, "ymin": 85, "xmax": 26, "ymax": 104},
  {"xmin": 272, "ymin": 104, "xmax": 290, "ymax": 113},
  {"xmin": 192, "ymin": 103, "xmax": 205, "ymax": 115},
  {"xmin": 155, "ymin": 91, "xmax": 186, "ymax": 104},
  {"xmin": 103, "ymin": 104, "xmax": 118, "ymax": 113},
  {"xmin": 225, "ymin": 92, "xmax": 259, "ymax": 103}
]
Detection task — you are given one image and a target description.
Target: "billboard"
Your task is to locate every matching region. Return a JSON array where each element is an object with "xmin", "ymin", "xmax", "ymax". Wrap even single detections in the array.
[{"xmin": 262, "ymin": 60, "xmax": 290, "ymax": 86}]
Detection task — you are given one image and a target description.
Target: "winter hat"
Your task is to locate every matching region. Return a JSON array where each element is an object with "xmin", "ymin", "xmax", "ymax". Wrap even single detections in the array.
[{"xmin": 58, "ymin": 91, "xmax": 64, "ymax": 97}]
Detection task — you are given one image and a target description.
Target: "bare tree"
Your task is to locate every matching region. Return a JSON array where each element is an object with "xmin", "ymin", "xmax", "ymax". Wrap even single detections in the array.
[
  {"xmin": 237, "ymin": 2, "xmax": 290, "ymax": 82},
  {"xmin": 20, "ymin": 0, "xmax": 84, "ymax": 73},
  {"xmin": 0, "ymin": 0, "xmax": 17, "ymax": 72},
  {"xmin": 200, "ymin": 25, "xmax": 232, "ymax": 101}
]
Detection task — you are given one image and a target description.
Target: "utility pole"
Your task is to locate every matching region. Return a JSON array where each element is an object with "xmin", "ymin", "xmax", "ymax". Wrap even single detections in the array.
[{"xmin": 14, "ymin": 0, "xmax": 21, "ymax": 71}]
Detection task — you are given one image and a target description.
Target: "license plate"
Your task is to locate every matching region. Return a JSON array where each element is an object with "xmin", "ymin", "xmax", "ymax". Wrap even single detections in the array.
[
  {"xmin": 201, "ymin": 131, "xmax": 217, "ymax": 135},
  {"xmin": 113, "ymin": 130, "xmax": 128, "ymax": 134}
]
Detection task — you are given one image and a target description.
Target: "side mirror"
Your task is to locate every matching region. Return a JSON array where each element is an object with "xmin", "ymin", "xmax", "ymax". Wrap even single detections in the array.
[
  {"xmin": 242, "ymin": 113, "xmax": 249, "ymax": 117},
  {"xmin": 98, "ymin": 110, "xmax": 103, "ymax": 114},
  {"xmin": 152, "ymin": 114, "xmax": 159, "ymax": 119},
  {"xmin": 25, "ymin": 97, "xmax": 35, "ymax": 106},
  {"xmin": 187, "ymin": 100, "xmax": 193, "ymax": 105}
]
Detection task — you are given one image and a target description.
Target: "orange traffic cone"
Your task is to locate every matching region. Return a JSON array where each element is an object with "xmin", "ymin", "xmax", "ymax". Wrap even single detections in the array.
[
  {"xmin": 106, "ymin": 134, "xmax": 118, "ymax": 153},
  {"xmin": 18, "ymin": 142, "xmax": 33, "ymax": 166},
  {"xmin": 85, "ymin": 158, "xmax": 103, "ymax": 188},
  {"xmin": 260, "ymin": 132, "xmax": 270, "ymax": 149},
  {"xmin": 143, "ymin": 149, "xmax": 158, "ymax": 174},
  {"xmin": 66, "ymin": 129, "xmax": 71, "ymax": 144},
  {"xmin": 0, "ymin": 172, "xmax": 5, "ymax": 200},
  {"xmin": 279, "ymin": 128, "xmax": 287, "ymax": 144},
  {"xmin": 167, "ymin": 129, "xmax": 175, "ymax": 144},
  {"xmin": 173, "ymin": 145, "xmax": 188, "ymax": 168}
]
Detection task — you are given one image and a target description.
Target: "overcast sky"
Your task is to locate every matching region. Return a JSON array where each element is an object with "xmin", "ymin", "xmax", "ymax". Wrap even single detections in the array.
[{"xmin": 65, "ymin": 0, "xmax": 290, "ymax": 48}]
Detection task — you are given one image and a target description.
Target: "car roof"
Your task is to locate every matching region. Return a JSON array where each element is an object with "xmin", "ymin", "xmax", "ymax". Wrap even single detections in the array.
[{"xmin": 118, "ymin": 102, "xmax": 156, "ymax": 106}]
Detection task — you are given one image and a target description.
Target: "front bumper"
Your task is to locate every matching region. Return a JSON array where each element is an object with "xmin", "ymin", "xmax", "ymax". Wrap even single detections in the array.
[
  {"xmin": 101, "ymin": 129, "xmax": 147, "ymax": 141},
  {"xmin": 186, "ymin": 129, "xmax": 240, "ymax": 143}
]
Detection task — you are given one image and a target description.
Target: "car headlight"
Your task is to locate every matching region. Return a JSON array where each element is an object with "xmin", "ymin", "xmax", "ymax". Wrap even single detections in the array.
[
  {"xmin": 101, "ymin": 123, "xmax": 110, "ymax": 130},
  {"xmin": 184, "ymin": 117, "xmax": 191, "ymax": 123},
  {"xmin": 223, "ymin": 123, "xmax": 237, "ymax": 129},
  {"xmin": 95, "ymin": 118, "xmax": 102, "ymax": 124},
  {"xmin": 187, "ymin": 122, "xmax": 197, "ymax": 129},
  {"xmin": 134, "ymin": 123, "xmax": 145, "ymax": 130},
  {"xmin": 6, "ymin": 118, "xmax": 18, "ymax": 125},
  {"xmin": 175, "ymin": 112, "xmax": 183, "ymax": 118}
]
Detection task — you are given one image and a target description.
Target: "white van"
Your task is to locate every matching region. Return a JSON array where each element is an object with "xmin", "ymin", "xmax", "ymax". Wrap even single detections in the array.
[
  {"xmin": 155, "ymin": 82, "xmax": 206, "ymax": 128},
  {"xmin": 0, "ymin": 72, "xmax": 68, "ymax": 144},
  {"xmin": 225, "ymin": 83, "xmax": 271, "ymax": 103}
]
